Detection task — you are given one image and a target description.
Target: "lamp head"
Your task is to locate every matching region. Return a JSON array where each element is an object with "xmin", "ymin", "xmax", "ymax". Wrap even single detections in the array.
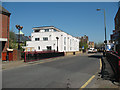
[
  {"xmin": 16, "ymin": 25, "xmax": 20, "ymax": 29},
  {"xmin": 20, "ymin": 26, "xmax": 23, "ymax": 29},
  {"xmin": 56, "ymin": 37, "xmax": 59, "ymax": 39}
]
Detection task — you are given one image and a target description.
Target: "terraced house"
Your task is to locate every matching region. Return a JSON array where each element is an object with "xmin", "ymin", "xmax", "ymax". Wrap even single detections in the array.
[{"xmin": 25, "ymin": 26, "xmax": 79, "ymax": 52}]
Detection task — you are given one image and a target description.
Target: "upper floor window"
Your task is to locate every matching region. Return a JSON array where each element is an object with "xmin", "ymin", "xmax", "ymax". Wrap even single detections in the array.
[
  {"xmin": 45, "ymin": 29, "xmax": 49, "ymax": 32},
  {"xmin": 35, "ymin": 38, "xmax": 40, "ymax": 41},
  {"xmin": 34, "ymin": 30, "xmax": 40, "ymax": 32},
  {"xmin": 43, "ymin": 37, "xmax": 48, "ymax": 41},
  {"xmin": 64, "ymin": 37, "xmax": 66, "ymax": 45},
  {"xmin": 70, "ymin": 39, "xmax": 72, "ymax": 45},
  {"xmin": 64, "ymin": 46, "xmax": 66, "ymax": 51}
]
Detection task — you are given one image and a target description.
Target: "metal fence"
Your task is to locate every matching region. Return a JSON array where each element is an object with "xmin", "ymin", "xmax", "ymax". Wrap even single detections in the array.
[
  {"xmin": 23, "ymin": 51, "xmax": 65, "ymax": 62},
  {"xmin": 106, "ymin": 51, "xmax": 120, "ymax": 82}
]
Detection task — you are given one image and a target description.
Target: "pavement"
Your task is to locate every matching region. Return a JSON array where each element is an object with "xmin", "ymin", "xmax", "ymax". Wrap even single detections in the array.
[
  {"xmin": 88, "ymin": 56, "xmax": 120, "ymax": 89},
  {"xmin": 2, "ymin": 53, "xmax": 120, "ymax": 89}
]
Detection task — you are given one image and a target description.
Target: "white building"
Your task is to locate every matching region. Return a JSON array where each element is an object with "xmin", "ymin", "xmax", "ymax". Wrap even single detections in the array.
[{"xmin": 26, "ymin": 26, "xmax": 79, "ymax": 52}]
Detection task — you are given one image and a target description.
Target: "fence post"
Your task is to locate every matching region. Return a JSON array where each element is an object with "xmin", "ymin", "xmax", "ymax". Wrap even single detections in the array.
[{"xmin": 24, "ymin": 52, "xmax": 26, "ymax": 62}]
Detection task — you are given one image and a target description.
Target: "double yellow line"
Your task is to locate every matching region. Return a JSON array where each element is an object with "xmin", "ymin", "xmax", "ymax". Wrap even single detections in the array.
[{"xmin": 80, "ymin": 58, "xmax": 102, "ymax": 89}]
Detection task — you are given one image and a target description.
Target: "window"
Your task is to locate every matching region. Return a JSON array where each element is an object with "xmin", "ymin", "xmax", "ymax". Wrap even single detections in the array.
[
  {"xmin": 64, "ymin": 37, "xmax": 66, "ymax": 45},
  {"xmin": 70, "ymin": 39, "xmax": 71, "ymax": 45},
  {"xmin": 43, "ymin": 37, "xmax": 48, "ymax": 41},
  {"xmin": 53, "ymin": 29, "xmax": 57, "ymax": 32},
  {"xmin": 64, "ymin": 46, "xmax": 66, "ymax": 50},
  {"xmin": 46, "ymin": 46, "xmax": 52, "ymax": 50},
  {"xmin": 38, "ymin": 46, "xmax": 40, "ymax": 50},
  {"xmin": 34, "ymin": 30, "xmax": 40, "ymax": 32},
  {"xmin": 35, "ymin": 38, "xmax": 39, "ymax": 41},
  {"xmin": 45, "ymin": 29, "xmax": 49, "ymax": 32}
]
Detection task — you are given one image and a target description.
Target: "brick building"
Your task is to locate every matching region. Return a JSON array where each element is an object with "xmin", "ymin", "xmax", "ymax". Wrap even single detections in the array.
[
  {"xmin": 0, "ymin": 6, "xmax": 11, "ymax": 59},
  {"xmin": 110, "ymin": 2, "xmax": 120, "ymax": 54}
]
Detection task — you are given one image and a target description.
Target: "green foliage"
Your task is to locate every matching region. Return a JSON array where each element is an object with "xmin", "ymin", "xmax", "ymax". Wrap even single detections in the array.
[
  {"xmin": 9, "ymin": 30, "xmax": 17, "ymax": 49},
  {"xmin": 79, "ymin": 41, "xmax": 88, "ymax": 50},
  {"xmin": 9, "ymin": 30, "xmax": 26, "ymax": 52}
]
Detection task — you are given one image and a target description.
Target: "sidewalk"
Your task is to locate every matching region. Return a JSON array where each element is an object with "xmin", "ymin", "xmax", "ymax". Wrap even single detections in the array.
[{"xmin": 89, "ymin": 57, "xmax": 120, "ymax": 88}]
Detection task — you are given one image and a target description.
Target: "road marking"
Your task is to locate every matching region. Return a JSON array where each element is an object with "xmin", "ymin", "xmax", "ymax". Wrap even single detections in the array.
[
  {"xmin": 80, "ymin": 58, "xmax": 102, "ymax": 89},
  {"xmin": 80, "ymin": 75, "xmax": 95, "ymax": 89},
  {"xmin": 100, "ymin": 58, "xmax": 102, "ymax": 70}
]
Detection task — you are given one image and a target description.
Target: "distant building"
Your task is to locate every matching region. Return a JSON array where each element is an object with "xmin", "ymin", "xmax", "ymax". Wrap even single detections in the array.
[
  {"xmin": 80, "ymin": 35, "xmax": 89, "ymax": 44},
  {"xmin": 88, "ymin": 41, "xmax": 94, "ymax": 48},
  {"xmin": 78, "ymin": 35, "xmax": 89, "ymax": 50},
  {"xmin": 110, "ymin": 3, "xmax": 120, "ymax": 54},
  {"xmin": 15, "ymin": 31, "xmax": 30, "ymax": 43},
  {"xmin": 25, "ymin": 26, "xmax": 79, "ymax": 52},
  {"xmin": 0, "ymin": 6, "xmax": 11, "ymax": 58}
]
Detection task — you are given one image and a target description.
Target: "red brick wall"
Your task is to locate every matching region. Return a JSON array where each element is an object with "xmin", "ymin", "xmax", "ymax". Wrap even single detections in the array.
[
  {"xmin": 0, "ymin": 14, "xmax": 10, "ymax": 52},
  {"xmin": 0, "ymin": 14, "xmax": 2, "ymax": 38},
  {"xmin": 13, "ymin": 50, "xmax": 21, "ymax": 61},
  {"xmin": 13, "ymin": 50, "xmax": 17, "ymax": 61},
  {"xmin": 115, "ymin": 8, "xmax": 120, "ymax": 31}
]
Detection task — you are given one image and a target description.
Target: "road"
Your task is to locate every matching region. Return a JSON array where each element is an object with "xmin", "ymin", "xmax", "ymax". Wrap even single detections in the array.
[{"xmin": 3, "ymin": 53, "xmax": 101, "ymax": 88}]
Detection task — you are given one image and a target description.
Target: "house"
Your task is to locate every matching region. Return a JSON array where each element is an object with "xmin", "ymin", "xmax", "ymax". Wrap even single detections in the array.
[
  {"xmin": 0, "ymin": 6, "xmax": 11, "ymax": 59},
  {"xmin": 25, "ymin": 26, "xmax": 79, "ymax": 52}
]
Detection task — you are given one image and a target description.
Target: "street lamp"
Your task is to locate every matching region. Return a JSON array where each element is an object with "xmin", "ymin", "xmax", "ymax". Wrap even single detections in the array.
[
  {"xmin": 97, "ymin": 8, "xmax": 107, "ymax": 55},
  {"xmin": 56, "ymin": 37, "xmax": 59, "ymax": 52},
  {"xmin": 15, "ymin": 25, "xmax": 23, "ymax": 50}
]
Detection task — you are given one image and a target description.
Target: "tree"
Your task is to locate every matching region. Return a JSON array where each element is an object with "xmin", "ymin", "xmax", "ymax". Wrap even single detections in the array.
[
  {"xmin": 79, "ymin": 41, "xmax": 88, "ymax": 51},
  {"xmin": 9, "ymin": 30, "xmax": 17, "ymax": 49}
]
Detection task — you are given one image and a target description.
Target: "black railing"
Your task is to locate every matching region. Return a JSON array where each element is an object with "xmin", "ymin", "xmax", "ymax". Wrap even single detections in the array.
[
  {"xmin": 24, "ymin": 51, "xmax": 65, "ymax": 62},
  {"xmin": 106, "ymin": 51, "xmax": 120, "ymax": 82}
]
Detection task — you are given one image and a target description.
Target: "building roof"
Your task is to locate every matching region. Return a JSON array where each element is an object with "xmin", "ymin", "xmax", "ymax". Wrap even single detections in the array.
[
  {"xmin": 32, "ymin": 26, "xmax": 62, "ymax": 32},
  {"xmin": 0, "ymin": 5, "xmax": 11, "ymax": 16},
  {"xmin": 32, "ymin": 26, "xmax": 79, "ymax": 39}
]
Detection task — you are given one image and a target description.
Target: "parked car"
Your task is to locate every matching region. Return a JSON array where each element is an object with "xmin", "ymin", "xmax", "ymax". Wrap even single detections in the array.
[
  {"xmin": 93, "ymin": 49, "xmax": 97, "ymax": 53},
  {"xmin": 88, "ymin": 48, "xmax": 94, "ymax": 53}
]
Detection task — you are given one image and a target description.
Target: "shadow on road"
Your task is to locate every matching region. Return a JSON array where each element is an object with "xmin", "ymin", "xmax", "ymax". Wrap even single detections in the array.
[{"xmin": 88, "ymin": 54, "xmax": 102, "ymax": 59}]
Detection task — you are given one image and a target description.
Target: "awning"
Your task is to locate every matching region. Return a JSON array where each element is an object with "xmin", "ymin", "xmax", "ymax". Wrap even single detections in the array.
[{"xmin": 0, "ymin": 38, "xmax": 7, "ymax": 41}]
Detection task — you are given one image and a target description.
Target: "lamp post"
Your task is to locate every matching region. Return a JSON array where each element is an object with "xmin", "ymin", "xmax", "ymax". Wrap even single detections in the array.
[
  {"xmin": 97, "ymin": 8, "xmax": 107, "ymax": 55},
  {"xmin": 56, "ymin": 37, "xmax": 59, "ymax": 52},
  {"xmin": 15, "ymin": 25, "xmax": 23, "ymax": 50}
]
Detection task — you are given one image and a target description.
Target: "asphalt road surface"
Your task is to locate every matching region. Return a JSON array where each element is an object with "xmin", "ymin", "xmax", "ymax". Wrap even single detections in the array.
[{"xmin": 3, "ymin": 53, "xmax": 101, "ymax": 88}]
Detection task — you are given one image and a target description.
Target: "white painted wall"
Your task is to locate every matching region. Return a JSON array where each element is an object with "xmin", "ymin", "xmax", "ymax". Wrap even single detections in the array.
[{"xmin": 26, "ymin": 27, "xmax": 79, "ymax": 52}]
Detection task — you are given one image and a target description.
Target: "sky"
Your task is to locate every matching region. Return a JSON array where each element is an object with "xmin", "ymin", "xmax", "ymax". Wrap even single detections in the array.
[{"xmin": 2, "ymin": 2, "xmax": 119, "ymax": 43}]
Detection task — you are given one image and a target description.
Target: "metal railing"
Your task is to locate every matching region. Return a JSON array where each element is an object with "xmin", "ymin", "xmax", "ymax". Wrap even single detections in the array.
[
  {"xmin": 106, "ymin": 51, "xmax": 120, "ymax": 82},
  {"xmin": 23, "ymin": 51, "xmax": 65, "ymax": 62}
]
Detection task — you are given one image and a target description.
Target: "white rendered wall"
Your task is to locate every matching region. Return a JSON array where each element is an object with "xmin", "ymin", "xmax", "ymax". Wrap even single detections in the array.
[{"xmin": 27, "ymin": 29, "xmax": 79, "ymax": 52}]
